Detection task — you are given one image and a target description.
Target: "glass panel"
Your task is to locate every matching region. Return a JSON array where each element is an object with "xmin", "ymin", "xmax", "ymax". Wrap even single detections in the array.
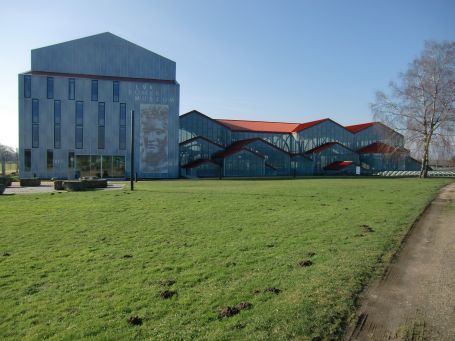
[
  {"xmin": 32, "ymin": 99, "xmax": 39, "ymax": 123},
  {"xmin": 24, "ymin": 75, "xmax": 31, "ymax": 98},
  {"xmin": 91, "ymin": 80, "xmax": 98, "ymax": 101},
  {"xmin": 102, "ymin": 155, "xmax": 112, "ymax": 178},
  {"xmin": 113, "ymin": 81, "xmax": 119, "ymax": 102},
  {"xmin": 98, "ymin": 126, "xmax": 105, "ymax": 149},
  {"xmin": 47, "ymin": 150, "xmax": 53, "ymax": 169},
  {"xmin": 68, "ymin": 152, "xmax": 75, "ymax": 168},
  {"xmin": 75, "ymin": 127, "xmax": 83, "ymax": 149},
  {"xmin": 54, "ymin": 125, "xmax": 61, "ymax": 149},
  {"xmin": 32, "ymin": 124, "xmax": 39, "ymax": 148},
  {"xmin": 75, "ymin": 155, "xmax": 90, "ymax": 177},
  {"xmin": 47, "ymin": 77, "xmax": 54, "ymax": 99},
  {"xmin": 24, "ymin": 150, "xmax": 31, "ymax": 171},
  {"xmin": 119, "ymin": 126, "xmax": 126, "ymax": 150},
  {"xmin": 68, "ymin": 78, "xmax": 75, "ymax": 100},
  {"xmin": 112, "ymin": 156, "xmax": 125, "ymax": 177}
]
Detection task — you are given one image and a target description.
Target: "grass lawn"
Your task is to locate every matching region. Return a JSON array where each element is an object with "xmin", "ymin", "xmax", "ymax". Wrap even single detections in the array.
[{"xmin": 0, "ymin": 178, "xmax": 451, "ymax": 340}]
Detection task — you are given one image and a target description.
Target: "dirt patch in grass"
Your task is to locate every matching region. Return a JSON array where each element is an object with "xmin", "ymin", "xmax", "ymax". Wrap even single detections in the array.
[
  {"xmin": 219, "ymin": 306, "xmax": 239, "ymax": 318},
  {"xmin": 160, "ymin": 290, "xmax": 176, "ymax": 299},
  {"xmin": 265, "ymin": 287, "xmax": 281, "ymax": 294},
  {"xmin": 361, "ymin": 224, "xmax": 374, "ymax": 233},
  {"xmin": 123, "ymin": 254, "xmax": 133, "ymax": 258},
  {"xmin": 298, "ymin": 260, "xmax": 313, "ymax": 267},
  {"xmin": 235, "ymin": 302, "xmax": 252, "ymax": 310},
  {"xmin": 127, "ymin": 316, "xmax": 143, "ymax": 326}
]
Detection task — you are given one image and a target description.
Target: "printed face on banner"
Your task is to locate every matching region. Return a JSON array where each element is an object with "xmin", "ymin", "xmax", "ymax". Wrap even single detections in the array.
[{"xmin": 140, "ymin": 104, "xmax": 168, "ymax": 173}]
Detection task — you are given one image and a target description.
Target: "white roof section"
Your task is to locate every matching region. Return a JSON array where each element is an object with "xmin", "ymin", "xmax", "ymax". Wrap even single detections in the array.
[{"xmin": 31, "ymin": 32, "xmax": 176, "ymax": 81}]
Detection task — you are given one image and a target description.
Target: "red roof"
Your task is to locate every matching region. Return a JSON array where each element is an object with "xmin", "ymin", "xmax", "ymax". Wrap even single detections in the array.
[
  {"xmin": 216, "ymin": 119, "xmax": 300, "ymax": 133},
  {"xmin": 214, "ymin": 140, "xmax": 265, "ymax": 159},
  {"xmin": 324, "ymin": 161, "xmax": 354, "ymax": 170},
  {"xmin": 305, "ymin": 142, "xmax": 338, "ymax": 154},
  {"xmin": 357, "ymin": 142, "xmax": 402, "ymax": 154},
  {"xmin": 345, "ymin": 122, "xmax": 376, "ymax": 133},
  {"xmin": 292, "ymin": 118, "xmax": 330, "ymax": 132}
]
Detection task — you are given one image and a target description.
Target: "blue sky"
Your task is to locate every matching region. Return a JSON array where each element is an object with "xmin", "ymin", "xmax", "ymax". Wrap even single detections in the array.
[{"xmin": 1, "ymin": 0, "xmax": 454, "ymax": 148}]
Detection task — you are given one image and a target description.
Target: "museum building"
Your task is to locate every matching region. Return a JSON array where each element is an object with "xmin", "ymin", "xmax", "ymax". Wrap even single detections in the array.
[
  {"xmin": 19, "ymin": 33, "xmax": 420, "ymax": 179},
  {"xmin": 18, "ymin": 32, "xmax": 180, "ymax": 179}
]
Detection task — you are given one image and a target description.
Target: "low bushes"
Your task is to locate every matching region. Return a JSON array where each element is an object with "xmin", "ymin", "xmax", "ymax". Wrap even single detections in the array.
[
  {"xmin": 20, "ymin": 178, "xmax": 41, "ymax": 187},
  {"xmin": 62, "ymin": 179, "xmax": 108, "ymax": 191},
  {"xmin": 54, "ymin": 180, "xmax": 64, "ymax": 191},
  {"xmin": 0, "ymin": 184, "xmax": 4, "ymax": 195},
  {"xmin": 82, "ymin": 179, "xmax": 108, "ymax": 189},
  {"xmin": 63, "ymin": 181, "xmax": 87, "ymax": 192},
  {"xmin": 0, "ymin": 176, "xmax": 12, "ymax": 187}
]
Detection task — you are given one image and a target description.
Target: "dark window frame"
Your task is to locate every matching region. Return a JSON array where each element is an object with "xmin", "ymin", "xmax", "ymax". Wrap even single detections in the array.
[
  {"xmin": 75, "ymin": 101, "xmax": 83, "ymax": 149},
  {"xmin": 68, "ymin": 78, "xmax": 75, "ymax": 100},
  {"xmin": 54, "ymin": 100, "xmax": 61, "ymax": 149},
  {"xmin": 32, "ymin": 99, "xmax": 39, "ymax": 148},
  {"xmin": 47, "ymin": 77, "xmax": 54, "ymax": 99},
  {"xmin": 119, "ymin": 103, "xmax": 126, "ymax": 150},
  {"xmin": 47, "ymin": 150, "xmax": 53, "ymax": 169},
  {"xmin": 91, "ymin": 80, "xmax": 98, "ymax": 101},
  {"xmin": 113, "ymin": 80, "xmax": 119, "ymax": 102},
  {"xmin": 24, "ymin": 75, "xmax": 31, "ymax": 98},
  {"xmin": 24, "ymin": 149, "xmax": 31, "ymax": 171},
  {"xmin": 98, "ymin": 102, "xmax": 105, "ymax": 149}
]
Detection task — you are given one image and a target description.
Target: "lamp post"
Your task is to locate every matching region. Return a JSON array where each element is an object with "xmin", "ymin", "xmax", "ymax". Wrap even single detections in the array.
[{"xmin": 130, "ymin": 110, "xmax": 135, "ymax": 191}]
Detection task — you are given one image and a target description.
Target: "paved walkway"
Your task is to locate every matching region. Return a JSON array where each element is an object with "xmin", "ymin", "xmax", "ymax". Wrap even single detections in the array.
[
  {"xmin": 346, "ymin": 183, "xmax": 455, "ymax": 340},
  {"xmin": 4, "ymin": 182, "xmax": 124, "ymax": 195}
]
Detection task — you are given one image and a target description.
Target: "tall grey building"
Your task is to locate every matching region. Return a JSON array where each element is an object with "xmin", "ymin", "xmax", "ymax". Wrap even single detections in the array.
[{"xmin": 18, "ymin": 32, "xmax": 180, "ymax": 179}]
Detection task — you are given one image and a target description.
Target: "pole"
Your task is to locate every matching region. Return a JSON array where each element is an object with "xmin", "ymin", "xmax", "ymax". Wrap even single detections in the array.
[{"xmin": 130, "ymin": 110, "xmax": 135, "ymax": 191}]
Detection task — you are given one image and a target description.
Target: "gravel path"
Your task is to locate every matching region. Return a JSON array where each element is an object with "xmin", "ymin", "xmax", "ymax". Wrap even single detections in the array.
[{"xmin": 346, "ymin": 182, "xmax": 455, "ymax": 340}]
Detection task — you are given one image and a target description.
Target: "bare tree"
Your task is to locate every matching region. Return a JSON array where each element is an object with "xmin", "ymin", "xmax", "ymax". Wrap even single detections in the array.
[{"xmin": 371, "ymin": 41, "xmax": 455, "ymax": 177}]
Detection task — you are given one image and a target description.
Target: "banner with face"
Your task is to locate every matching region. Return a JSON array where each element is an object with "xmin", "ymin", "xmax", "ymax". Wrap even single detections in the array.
[{"xmin": 140, "ymin": 104, "xmax": 168, "ymax": 174}]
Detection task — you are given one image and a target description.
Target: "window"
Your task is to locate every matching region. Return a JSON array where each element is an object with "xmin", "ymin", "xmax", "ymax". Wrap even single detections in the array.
[
  {"xmin": 47, "ymin": 77, "xmax": 54, "ymax": 99},
  {"xmin": 32, "ymin": 99, "xmax": 39, "ymax": 148},
  {"xmin": 75, "ymin": 101, "xmax": 83, "ymax": 149},
  {"xmin": 24, "ymin": 149, "xmax": 31, "ymax": 171},
  {"xmin": 119, "ymin": 103, "xmax": 126, "ymax": 150},
  {"xmin": 98, "ymin": 102, "xmax": 105, "ymax": 149},
  {"xmin": 24, "ymin": 75, "xmax": 31, "ymax": 98},
  {"xmin": 68, "ymin": 78, "xmax": 75, "ymax": 100},
  {"xmin": 113, "ymin": 80, "xmax": 119, "ymax": 102},
  {"xmin": 47, "ymin": 150, "xmax": 53, "ymax": 169},
  {"xmin": 91, "ymin": 80, "xmax": 98, "ymax": 101},
  {"xmin": 68, "ymin": 151, "xmax": 75, "ymax": 168},
  {"xmin": 54, "ymin": 100, "xmax": 61, "ymax": 149}
]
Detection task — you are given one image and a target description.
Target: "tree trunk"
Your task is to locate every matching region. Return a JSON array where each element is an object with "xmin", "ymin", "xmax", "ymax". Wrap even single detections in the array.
[{"xmin": 419, "ymin": 134, "xmax": 432, "ymax": 178}]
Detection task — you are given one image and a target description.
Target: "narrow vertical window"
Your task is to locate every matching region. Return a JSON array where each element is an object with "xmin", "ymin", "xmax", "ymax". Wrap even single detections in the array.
[
  {"xmin": 47, "ymin": 77, "xmax": 54, "ymax": 99},
  {"xmin": 24, "ymin": 149, "xmax": 31, "ymax": 171},
  {"xmin": 98, "ymin": 102, "xmax": 105, "ymax": 149},
  {"xmin": 91, "ymin": 80, "xmax": 98, "ymax": 101},
  {"xmin": 75, "ymin": 101, "xmax": 83, "ymax": 149},
  {"xmin": 119, "ymin": 103, "xmax": 126, "ymax": 150},
  {"xmin": 68, "ymin": 78, "xmax": 75, "ymax": 100},
  {"xmin": 47, "ymin": 150, "xmax": 53, "ymax": 169},
  {"xmin": 54, "ymin": 100, "xmax": 61, "ymax": 149},
  {"xmin": 68, "ymin": 151, "xmax": 75, "ymax": 168},
  {"xmin": 24, "ymin": 75, "xmax": 31, "ymax": 98},
  {"xmin": 32, "ymin": 99, "xmax": 39, "ymax": 148},
  {"xmin": 113, "ymin": 80, "xmax": 119, "ymax": 102}
]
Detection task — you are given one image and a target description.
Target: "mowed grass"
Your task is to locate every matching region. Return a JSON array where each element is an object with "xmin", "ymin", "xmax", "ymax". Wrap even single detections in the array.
[{"xmin": 0, "ymin": 178, "xmax": 451, "ymax": 340}]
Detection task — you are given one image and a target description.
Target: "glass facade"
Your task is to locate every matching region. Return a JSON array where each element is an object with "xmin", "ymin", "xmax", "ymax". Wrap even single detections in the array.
[
  {"xmin": 75, "ymin": 155, "xmax": 125, "ymax": 178},
  {"xmin": 178, "ymin": 111, "xmax": 416, "ymax": 177}
]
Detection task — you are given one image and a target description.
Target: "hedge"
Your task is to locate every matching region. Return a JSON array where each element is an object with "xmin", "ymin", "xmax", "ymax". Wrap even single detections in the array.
[{"xmin": 20, "ymin": 178, "xmax": 41, "ymax": 187}]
